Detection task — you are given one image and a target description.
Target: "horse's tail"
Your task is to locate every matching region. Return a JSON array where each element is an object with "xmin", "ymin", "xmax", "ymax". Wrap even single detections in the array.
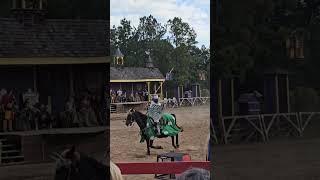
[{"xmin": 171, "ymin": 114, "xmax": 184, "ymax": 132}]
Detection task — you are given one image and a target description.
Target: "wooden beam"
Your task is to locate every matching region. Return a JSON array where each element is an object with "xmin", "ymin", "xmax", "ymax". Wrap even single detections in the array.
[
  {"xmin": 33, "ymin": 66, "xmax": 37, "ymax": 92},
  {"xmin": 275, "ymin": 75, "xmax": 279, "ymax": 113},
  {"xmin": 22, "ymin": 0, "xmax": 26, "ymax": 9},
  {"xmin": 110, "ymin": 79, "xmax": 165, "ymax": 83},
  {"xmin": 39, "ymin": 0, "xmax": 43, "ymax": 9},
  {"xmin": 286, "ymin": 74, "xmax": 290, "ymax": 113},
  {"xmin": 116, "ymin": 161, "xmax": 211, "ymax": 175},
  {"xmin": 69, "ymin": 65, "xmax": 74, "ymax": 96},
  {"xmin": 147, "ymin": 82, "xmax": 151, "ymax": 102},
  {"xmin": 218, "ymin": 80, "xmax": 223, "ymax": 117},
  {"xmin": 12, "ymin": 0, "xmax": 16, "ymax": 9},
  {"xmin": 231, "ymin": 79, "xmax": 234, "ymax": 116},
  {"xmin": 131, "ymin": 83, "xmax": 134, "ymax": 94},
  {"xmin": 160, "ymin": 82, "xmax": 163, "ymax": 100}
]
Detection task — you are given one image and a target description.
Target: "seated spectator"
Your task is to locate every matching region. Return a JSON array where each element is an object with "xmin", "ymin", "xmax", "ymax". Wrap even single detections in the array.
[
  {"xmin": 129, "ymin": 93, "xmax": 135, "ymax": 102},
  {"xmin": 176, "ymin": 168, "xmax": 210, "ymax": 180},
  {"xmin": 110, "ymin": 161, "xmax": 124, "ymax": 180},
  {"xmin": 135, "ymin": 92, "xmax": 141, "ymax": 102}
]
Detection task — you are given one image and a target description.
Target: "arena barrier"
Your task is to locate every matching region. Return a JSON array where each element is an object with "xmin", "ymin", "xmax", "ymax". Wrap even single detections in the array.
[{"xmin": 116, "ymin": 161, "xmax": 211, "ymax": 174}]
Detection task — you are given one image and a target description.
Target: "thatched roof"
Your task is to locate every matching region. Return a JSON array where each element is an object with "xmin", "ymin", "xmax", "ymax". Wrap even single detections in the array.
[
  {"xmin": 0, "ymin": 18, "xmax": 108, "ymax": 58},
  {"xmin": 110, "ymin": 66, "xmax": 165, "ymax": 82}
]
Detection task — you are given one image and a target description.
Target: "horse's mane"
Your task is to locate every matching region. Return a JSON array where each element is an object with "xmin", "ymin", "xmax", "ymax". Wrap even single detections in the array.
[{"xmin": 133, "ymin": 110, "xmax": 146, "ymax": 116}]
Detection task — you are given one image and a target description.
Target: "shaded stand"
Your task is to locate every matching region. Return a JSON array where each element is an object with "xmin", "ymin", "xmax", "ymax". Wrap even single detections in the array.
[{"xmin": 215, "ymin": 69, "xmax": 293, "ymax": 144}]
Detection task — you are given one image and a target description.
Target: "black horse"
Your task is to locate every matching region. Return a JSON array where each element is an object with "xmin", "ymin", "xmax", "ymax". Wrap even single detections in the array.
[
  {"xmin": 51, "ymin": 146, "xmax": 109, "ymax": 180},
  {"xmin": 125, "ymin": 108, "xmax": 183, "ymax": 155}
]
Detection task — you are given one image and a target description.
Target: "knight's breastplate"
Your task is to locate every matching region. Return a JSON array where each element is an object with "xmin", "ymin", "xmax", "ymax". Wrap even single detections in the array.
[{"xmin": 147, "ymin": 104, "xmax": 162, "ymax": 122}]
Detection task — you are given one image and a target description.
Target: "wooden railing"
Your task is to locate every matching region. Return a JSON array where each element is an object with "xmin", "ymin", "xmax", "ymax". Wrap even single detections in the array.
[
  {"xmin": 220, "ymin": 112, "xmax": 320, "ymax": 144},
  {"xmin": 116, "ymin": 161, "xmax": 211, "ymax": 175}
]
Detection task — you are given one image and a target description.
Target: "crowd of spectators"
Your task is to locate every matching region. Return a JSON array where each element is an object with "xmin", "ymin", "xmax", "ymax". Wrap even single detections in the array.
[{"xmin": 110, "ymin": 88, "xmax": 149, "ymax": 103}]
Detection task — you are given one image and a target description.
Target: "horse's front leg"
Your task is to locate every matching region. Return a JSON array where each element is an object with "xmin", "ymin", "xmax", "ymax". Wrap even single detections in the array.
[
  {"xmin": 171, "ymin": 136, "xmax": 177, "ymax": 149},
  {"xmin": 176, "ymin": 135, "xmax": 179, "ymax": 148},
  {"xmin": 146, "ymin": 139, "xmax": 151, "ymax": 155}
]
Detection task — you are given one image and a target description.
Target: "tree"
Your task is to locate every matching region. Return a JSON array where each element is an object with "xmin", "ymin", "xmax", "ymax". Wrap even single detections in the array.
[
  {"xmin": 111, "ymin": 16, "xmax": 210, "ymax": 89},
  {"xmin": 167, "ymin": 17, "xmax": 198, "ymax": 47},
  {"xmin": 136, "ymin": 15, "xmax": 167, "ymax": 42}
]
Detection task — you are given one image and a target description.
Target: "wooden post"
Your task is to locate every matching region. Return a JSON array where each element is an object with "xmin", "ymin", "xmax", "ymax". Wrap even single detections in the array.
[
  {"xmin": 39, "ymin": 0, "xmax": 43, "ymax": 9},
  {"xmin": 131, "ymin": 83, "xmax": 134, "ymax": 94},
  {"xmin": 69, "ymin": 65, "xmax": 74, "ymax": 96},
  {"xmin": 22, "ymin": 0, "xmax": 26, "ymax": 8},
  {"xmin": 181, "ymin": 86, "xmax": 184, "ymax": 98},
  {"xmin": 275, "ymin": 75, "xmax": 279, "ymax": 113},
  {"xmin": 48, "ymin": 96, "xmax": 52, "ymax": 114},
  {"xmin": 217, "ymin": 80, "xmax": 226, "ymax": 143},
  {"xmin": 199, "ymin": 84, "xmax": 202, "ymax": 97},
  {"xmin": 195, "ymin": 85, "xmax": 198, "ymax": 97},
  {"xmin": 231, "ymin": 79, "xmax": 235, "ymax": 116},
  {"xmin": 0, "ymin": 141, "xmax": 2, "ymax": 164},
  {"xmin": 218, "ymin": 80, "xmax": 223, "ymax": 117},
  {"xmin": 12, "ymin": 0, "xmax": 16, "ymax": 9},
  {"xmin": 177, "ymin": 86, "xmax": 180, "ymax": 99},
  {"xmin": 286, "ymin": 74, "xmax": 290, "ymax": 113},
  {"xmin": 33, "ymin": 66, "xmax": 37, "ymax": 92},
  {"xmin": 160, "ymin": 82, "xmax": 163, "ymax": 100},
  {"xmin": 147, "ymin": 82, "xmax": 151, "ymax": 101}
]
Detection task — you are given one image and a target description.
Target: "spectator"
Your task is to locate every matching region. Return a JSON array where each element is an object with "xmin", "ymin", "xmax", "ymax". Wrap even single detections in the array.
[
  {"xmin": 110, "ymin": 161, "xmax": 124, "ymax": 180},
  {"xmin": 117, "ymin": 89, "xmax": 122, "ymax": 97},
  {"xmin": 135, "ymin": 92, "xmax": 141, "ymax": 102},
  {"xmin": 176, "ymin": 168, "xmax": 210, "ymax": 180}
]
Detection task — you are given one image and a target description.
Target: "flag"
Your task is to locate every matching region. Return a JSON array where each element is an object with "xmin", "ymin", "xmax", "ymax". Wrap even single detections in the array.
[{"xmin": 165, "ymin": 67, "xmax": 174, "ymax": 80}]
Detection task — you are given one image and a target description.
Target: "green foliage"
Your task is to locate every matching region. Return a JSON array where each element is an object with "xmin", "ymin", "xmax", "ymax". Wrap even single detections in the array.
[
  {"xmin": 167, "ymin": 17, "xmax": 198, "ymax": 47},
  {"xmin": 111, "ymin": 15, "xmax": 210, "ymax": 88}
]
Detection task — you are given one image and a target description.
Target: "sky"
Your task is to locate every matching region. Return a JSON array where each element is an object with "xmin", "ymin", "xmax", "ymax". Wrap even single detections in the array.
[{"xmin": 110, "ymin": 0, "xmax": 210, "ymax": 48}]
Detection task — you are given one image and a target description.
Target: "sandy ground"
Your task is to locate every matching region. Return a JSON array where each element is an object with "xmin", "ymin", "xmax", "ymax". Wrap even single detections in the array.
[
  {"xmin": 213, "ymin": 138, "xmax": 320, "ymax": 180},
  {"xmin": 110, "ymin": 105, "xmax": 210, "ymax": 180}
]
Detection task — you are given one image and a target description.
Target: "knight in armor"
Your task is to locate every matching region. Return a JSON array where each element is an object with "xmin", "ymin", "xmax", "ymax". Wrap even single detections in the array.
[{"xmin": 147, "ymin": 95, "xmax": 163, "ymax": 136}]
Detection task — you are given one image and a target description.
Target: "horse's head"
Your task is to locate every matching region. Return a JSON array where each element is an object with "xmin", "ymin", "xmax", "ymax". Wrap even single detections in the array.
[
  {"xmin": 51, "ymin": 145, "xmax": 81, "ymax": 180},
  {"xmin": 125, "ymin": 108, "xmax": 136, "ymax": 126}
]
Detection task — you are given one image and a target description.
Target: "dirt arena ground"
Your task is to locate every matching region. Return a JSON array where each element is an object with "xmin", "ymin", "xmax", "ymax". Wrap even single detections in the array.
[
  {"xmin": 110, "ymin": 105, "xmax": 210, "ymax": 180},
  {"xmin": 214, "ymin": 137, "xmax": 320, "ymax": 180}
]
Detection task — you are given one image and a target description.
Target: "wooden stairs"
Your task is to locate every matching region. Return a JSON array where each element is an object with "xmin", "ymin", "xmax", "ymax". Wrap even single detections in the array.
[
  {"xmin": 110, "ymin": 104, "xmax": 116, "ymax": 113},
  {"xmin": 0, "ymin": 135, "xmax": 24, "ymax": 164}
]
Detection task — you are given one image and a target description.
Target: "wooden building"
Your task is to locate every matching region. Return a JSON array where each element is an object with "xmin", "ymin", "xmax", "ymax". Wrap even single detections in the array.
[
  {"xmin": 110, "ymin": 49, "xmax": 165, "ymax": 112},
  {"xmin": 0, "ymin": 0, "xmax": 109, "ymax": 164}
]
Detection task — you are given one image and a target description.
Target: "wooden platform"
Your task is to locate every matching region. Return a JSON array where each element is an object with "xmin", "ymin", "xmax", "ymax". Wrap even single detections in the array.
[
  {"xmin": 0, "ymin": 127, "xmax": 108, "ymax": 165},
  {"xmin": 111, "ymin": 101, "xmax": 149, "ymax": 113},
  {"xmin": 0, "ymin": 126, "xmax": 108, "ymax": 136}
]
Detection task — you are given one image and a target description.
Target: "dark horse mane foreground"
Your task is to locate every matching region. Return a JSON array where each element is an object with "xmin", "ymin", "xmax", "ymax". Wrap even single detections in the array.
[
  {"xmin": 125, "ymin": 108, "xmax": 183, "ymax": 155},
  {"xmin": 51, "ymin": 146, "xmax": 109, "ymax": 180}
]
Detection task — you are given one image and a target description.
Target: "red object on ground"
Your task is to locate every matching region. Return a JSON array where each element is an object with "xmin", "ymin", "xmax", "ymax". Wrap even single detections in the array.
[{"xmin": 116, "ymin": 161, "xmax": 211, "ymax": 175}]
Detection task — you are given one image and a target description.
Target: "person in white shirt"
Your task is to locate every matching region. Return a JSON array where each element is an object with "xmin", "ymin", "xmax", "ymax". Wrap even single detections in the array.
[{"xmin": 147, "ymin": 95, "xmax": 162, "ymax": 135}]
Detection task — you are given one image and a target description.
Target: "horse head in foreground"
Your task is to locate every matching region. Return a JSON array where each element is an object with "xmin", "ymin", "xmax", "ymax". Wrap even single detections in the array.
[
  {"xmin": 51, "ymin": 145, "xmax": 109, "ymax": 180},
  {"xmin": 125, "ymin": 108, "xmax": 183, "ymax": 155}
]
